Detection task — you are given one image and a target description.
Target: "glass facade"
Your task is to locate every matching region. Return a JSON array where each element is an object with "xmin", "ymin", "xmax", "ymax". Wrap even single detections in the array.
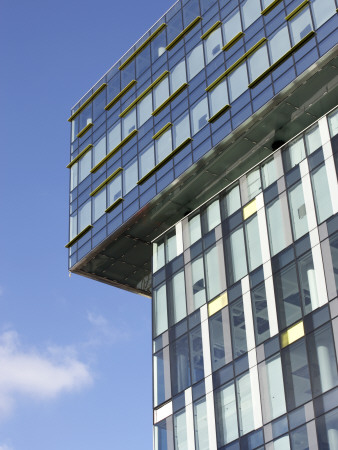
[
  {"xmin": 152, "ymin": 109, "xmax": 338, "ymax": 449},
  {"xmin": 67, "ymin": 0, "xmax": 338, "ymax": 449}
]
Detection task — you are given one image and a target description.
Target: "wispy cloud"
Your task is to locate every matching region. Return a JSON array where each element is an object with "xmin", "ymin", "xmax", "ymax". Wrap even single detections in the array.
[
  {"xmin": 0, "ymin": 330, "xmax": 93, "ymax": 421},
  {"xmin": 87, "ymin": 312, "xmax": 130, "ymax": 345},
  {"xmin": 0, "ymin": 444, "xmax": 14, "ymax": 450}
]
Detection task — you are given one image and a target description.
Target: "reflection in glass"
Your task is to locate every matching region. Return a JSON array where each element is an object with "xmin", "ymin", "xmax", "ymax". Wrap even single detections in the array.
[
  {"xmin": 305, "ymin": 124, "xmax": 321, "ymax": 155},
  {"xmin": 241, "ymin": 0, "xmax": 261, "ymax": 29},
  {"xmin": 206, "ymin": 200, "xmax": 221, "ymax": 232},
  {"xmin": 166, "ymin": 230, "xmax": 177, "ymax": 262},
  {"xmin": 123, "ymin": 158, "xmax": 138, "ymax": 195},
  {"xmin": 247, "ymin": 168, "xmax": 261, "ymax": 200},
  {"xmin": 245, "ymin": 214, "xmax": 262, "ymax": 272},
  {"xmin": 297, "ymin": 251, "xmax": 319, "ymax": 314},
  {"xmin": 171, "ymin": 334, "xmax": 191, "ymax": 395},
  {"xmin": 153, "ymin": 283, "xmax": 168, "ymax": 337},
  {"xmin": 283, "ymin": 137, "xmax": 306, "ymax": 172},
  {"xmin": 191, "ymin": 96, "xmax": 208, "ymax": 135},
  {"xmin": 311, "ymin": 0, "xmax": 336, "ymax": 28},
  {"xmin": 79, "ymin": 151, "xmax": 91, "ymax": 183},
  {"xmin": 289, "ymin": 7, "xmax": 313, "ymax": 45},
  {"xmin": 154, "ymin": 77, "xmax": 169, "ymax": 109},
  {"xmin": 209, "ymin": 79, "xmax": 228, "ymax": 118},
  {"xmin": 228, "ymin": 62, "xmax": 248, "ymax": 102},
  {"xmin": 205, "ymin": 244, "xmax": 222, "ymax": 300},
  {"xmin": 174, "ymin": 409, "xmax": 188, "ymax": 450},
  {"xmin": 153, "ymin": 240, "xmax": 165, "ymax": 272},
  {"xmin": 282, "ymin": 339, "xmax": 312, "ymax": 410},
  {"xmin": 137, "ymin": 92, "xmax": 152, "ymax": 128},
  {"xmin": 215, "ymin": 381, "xmax": 238, "ymax": 446},
  {"xmin": 230, "ymin": 297, "xmax": 247, "ymax": 358},
  {"xmin": 170, "ymin": 60, "xmax": 186, "ymax": 93},
  {"xmin": 263, "ymin": 354, "xmax": 286, "ymax": 421},
  {"xmin": 156, "ymin": 130, "xmax": 172, "ymax": 163},
  {"xmin": 237, "ymin": 371, "xmax": 254, "ymax": 435},
  {"xmin": 78, "ymin": 199, "xmax": 91, "ymax": 232},
  {"xmin": 209, "ymin": 310, "xmax": 226, "ymax": 371},
  {"xmin": 266, "ymin": 197, "xmax": 290, "ymax": 256},
  {"xmin": 226, "ymin": 227, "xmax": 247, "ymax": 285},
  {"xmin": 205, "ymin": 27, "xmax": 222, "ymax": 64},
  {"xmin": 190, "ymin": 325, "xmax": 204, "ymax": 384},
  {"xmin": 328, "ymin": 108, "xmax": 338, "ymax": 137},
  {"xmin": 122, "ymin": 108, "xmax": 136, "ymax": 139},
  {"xmin": 139, "ymin": 143, "xmax": 155, "ymax": 178},
  {"xmin": 174, "ymin": 113, "xmax": 190, "ymax": 147},
  {"xmin": 107, "ymin": 174, "xmax": 122, "ymax": 204},
  {"xmin": 261, "ymin": 157, "xmax": 277, "ymax": 189},
  {"xmin": 154, "ymin": 419, "xmax": 169, "ymax": 450},
  {"xmin": 248, "ymin": 44, "xmax": 269, "ymax": 82},
  {"xmin": 311, "ymin": 163, "xmax": 333, "ymax": 223},
  {"xmin": 93, "ymin": 188, "xmax": 106, "ymax": 222},
  {"xmin": 223, "ymin": 8, "xmax": 241, "ymax": 44},
  {"xmin": 189, "ymin": 214, "xmax": 201, "ymax": 245},
  {"xmin": 70, "ymin": 163, "xmax": 78, "ymax": 191},
  {"xmin": 168, "ymin": 270, "xmax": 186, "ymax": 326},
  {"xmin": 108, "ymin": 122, "xmax": 121, "ymax": 149},
  {"xmin": 93, "ymin": 135, "xmax": 106, "ymax": 166},
  {"xmin": 269, "ymin": 25, "xmax": 291, "ymax": 63},
  {"xmin": 192, "ymin": 256, "xmax": 206, "ymax": 310},
  {"xmin": 187, "ymin": 44, "xmax": 204, "ymax": 80},
  {"xmin": 288, "ymin": 181, "xmax": 308, "ymax": 241},
  {"xmin": 154, "ymin": 349, "xmax": 171, "ymax": 407},
  {"xmin": 194, "ymin": 397, "xmax": 209, "ymax": 450},
  {"xmin": 224, "ymin": 184, "xmax": 241, "ymax": 217},
  {"xmin": 251, "ymin": 283, "xmax": 270, "ymax": 344},
  {"xmin": 316, "ymin": 407, "xmax": 338, "ymax": 449},
  {"xmin": 290, "ymin": 424, "xmax": 309, "ymax": 450},
  {"xmin": 328, "ymin": 233, "xmax": 338, "ymax": 296}
]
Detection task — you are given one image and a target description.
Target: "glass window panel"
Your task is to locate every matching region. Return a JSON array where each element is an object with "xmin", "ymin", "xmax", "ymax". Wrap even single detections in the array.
[
  {"xmin": 289, "ymin": 7, "xmax": 313, "ymax": 46},
  {"xmin": 273, "ymin": 435, "xmax": 290, "ymax": 450},
  {"xmin": 139, "ymin": 143, "xmax": 155, "ymax": 178},
  {"xmin": 328, "ymin": 233, "xmax": 338, "ymax": 296},
  {"xmin": 153, "ymin": 240, "xmax": 165, "ymax": 272},
  {"xmin": 311, "ymin": 0, "xmax": 336, "ymax": 28},
  {"xmin": 123, "ymin": 158, "xmax": 138, "ymax": 195},
  {"xmin": 251, "ymin": 283, "xmax": 270, "ymax": 344},
  {"xmin": 174, "ymin": 113, "xmax": 190, "ymax": 148},
  {"xmin": 107, "ymin": 174, "xmax": 122, "ymax": 204},
  {"xmin": 93, "ymin": 135, "xmax": 106, "ymax": 167},
  {"xmin": 266, "ymin": 197, "xmax": 290, "ymax": 256},
  {"xmin": 241, "ymin": 0, "xmax": 261, "ymax": 29},
  {"xmin": 247, "ymin": 168, "xmax": 262, "ymax": 200},
  {"xmin": 153, "ymin": 283, "xmax": 168, "ymax": 337},
  {"xmin": 224, "ymin": 184, "xmax": 241, "ymax": 217},
  {"xmin": 70, "ymin": 212, "xmax": 77, "ymax": 240},
  {"xmin": 288, "ymin": 181, "xmax": 309, "ymax": 241},
  {"xmin": 189, "ymin": 214, "xmax": 202, "ymax": 245},
  {"xmin": 290, "ymin": 424, "xmax": 309, "ymax": 450},
  {"xmin": 71, "ymin": 116, "xmax": 79, "ymax": 142},
  {"xmin": 269, "ymin": 25, "xmax": 291, "ymax": 64},
  {"xmin": 274, "ymin": 262, "xmax": 302, "ymax": 330},
  {"xmin": 136, "ymin": 45, "xmax": 150, "ymax": 77},
  {"xmin": 297, "ymin": 250, "xmax": 319, "ymax": 314},
  {"xmin": 79, "ymin": 105, "xmax": 92, "ymax": 130},
  {"xmin": 261, "ymin": 157, "xmax": 277, "ymax": 189},
  {"xmin": 225, "ymin": 227, "xmax": 247, "ymax": 285},
  {"xmin": 137, "ymin": 92, "xmax": 152, "ymax": 128},
  {"xmin": 264, "ymin": 354, "xmax": 287, "ymax": 421},
  {"xmin": 230, "ymin": 297, "xmax": 247, "ymax": 358},
  {"xmin": 154, "ymin": 349, "xmax": 171, "ymax": 407},
  {"xmin": 70, "ymin": 163, "xmax": 78, "ymax": 190},
  {"xmin": 209, "ymin": 310, "xmax": 226, "ymax": 371},
  {"xmin": 170, "ymin": 60, "xmax": 186, "ymax": 93},
  {"xmin": 209, "ymin": 79, "xmax": 228, "ymax": 117},
  {"xmin": 154, "ymin": 77, "xmax": 169, "ymax": 109},
  {"xmin": 206, "ymin": 200, "xmax": 221, "ymax": 232},
  {"xmin": 108, "ymin": 122, "xmax": 121, "ymax": 150},
  {"xmin": 215, "ymin": 381, "xmax": 239, "ymax": 447},
  {"xmin": 166, "ymin": 230, "xmax": 177, "ymax": 263},
  {"xmin": 93, "ymin": 90, "xmax": 106, "ymax": 121},
  {"xmin": 78, "ymin": 151, "xmax": 91, "ymax": 183},
  {"xmin": 316, "ymin": 407, "xmax": 338, "ymax": 449},
  {"xmin": 122, "ymin": 108, "xmax": 136, "ymax": 139},
  {"xmin": 154, "ymin": 419, "xmax": 169, "ymax": 450},
  {"xmin": 245, "ymin": 214, "xmax": 262, "ymax": 272},
  {"xmin": 228, "ymin": 62, "xmax": 248, "ymax": 102},
  {"xmin": 205, "ymin": 244, "xmax": 222, "ymax": 300},
  {"xmin": 190, "ymin": 325, "xmax": 204, "ymax": 384},
  {"xmin": 237, "ymin": 371, "xmax": 255, "ymax": 436},
  {"xmin": 171, "ymin": 335, "xmax": 191, "ymax": 395},
  {"xmin": 248, "ymin": 44, "xmax": 269, "ymax": 83},
  {"xmin": 311, "ymin": 163, "xmax": 333, "ymax": 223},
  {"xmin": 192, "ymin": 256, "xmax": 206, "ymax": 310},
  {"xmin": 168, "ymin": 270, "xmax": 187, "ymax": 326},
  {"xmin": 187, "ymin": 43, "xmax": 204, "ymax": 80},
  {"xmin": 93, "ymin": 188, "xmax": 106, "ymax": 222},
  {"xmin": 194, "ymin": 397, "xmax": 209, "ymax": 450},
  {"xmin": 191, "ymin": 96, "xmax": 209, "ymax": 135},
  {"xmin": 283, "ymin": 137, "xmax": 306, "ymax": 172},
  {"xmin": 282, "ymin": 339, "xmax": 312, "ymax": 410},
  {"xmin": 305, "ymin": 124, "xmax": 321, "ymax": 155},
  {"xmin": 328, "ymin": 108, "xmax": 338, "ymax": 137},
  {"xmin": 205, "ymin": 27, "xmax": 222, "ymax": 64},
  {"xmin": 223, "ymin": 8, "xmax": 241, "ymax": 44},
  {"xmin": 308, "ymin": 324, "xmax": 338, "ymax": 396},
  {"xmin": 151, "ymin": 31, "xmax": 166, "ymax": 62},
  {"xmin": 78, "ymin": 199, "xmax": 91, "ymax": 232},
  {"xmin": 174, "ymin": 409, "xmax": 188, "ymax": 450},
  {"xmin": 156, "ymin": 129, "xmax": 172, "ymax": 163}
]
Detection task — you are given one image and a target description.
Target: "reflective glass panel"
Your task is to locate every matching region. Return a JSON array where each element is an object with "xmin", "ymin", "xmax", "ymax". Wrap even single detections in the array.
[
  {"xmin": 224, "ymin": 184, "xmax": 241, "ymax": 217},
  {"xmin": 156, "ymin": 130, "xmax": 172, "ymax": 163},
  {"xmin": 189, "ymin": 214, "xmax": 202, "ymax": 245},
  {"xmin": 237, "ymin": 371, "xmax": 254, "ymax": 435},
  {"xmin": 153, "ymin": 283, "xmax": 168, "ymax": 337},
  {"xmin": 228, "ymin": 62, "xmax": 248, "ymax": 102},
  {"xmin": 269, "ymin": 25, "xmax": 291, "ymax": 64},
  {"xmin": 190, "ymin": 325, "xmax": 204, "ymax": 384},
  {"xmin": 248, "ymin": 44, "xmax": 269, "ymax": 83},
  {"xmin": 122, "ymin": 108, "xmax": 136, "ymax": 139},
  {"xmin": 289, "ymin": 7, "xmax": 313, "ymax": 46},
  {"xmin": 241, "ymin": 0, "xmax": 260, "ymax": 29},
  {"xmin": 311, "ymin": 0, "xmax": 336, "ymax": 28},
  {"xmin": 215, "ymin": 381, "xmax": 238, "ymax": 446},
  {"xmin": 205, "ymin": 27, "xmax": 222, "ymax": 64},
  {"xmin": 205, "ymin": 244, "xmax": 222, "ymax": 300},
  {"xmin": 223, "ymin": 8, "xmax": 241, "ymax": 44},
  {"xmin": 226, "ymin": 227, "xmax": 247, "ymax": 285},
  {"xmin": 170, "ymin": 60, "xmax": 186, "ymax": 93},
  {"xmin": 305, "ymin": 124, "xmax": 321, "ymax": 155},
  {"xmin": 245, "ymin": 214, "xmax": 262, "ymax": 272},
  {"xmin": 191, "ymin": 96, "xmax": 209, "ymax": 135},
  {"xmin": 137, "ymin": 92, "xmax": 152, "ymax": 128},
  {"xmin": 187, "ymin": 43, "xmax": 204, "ymax": 80},
  {"xmin": 261, "ymin": 157, "xmax": 277, "ymax": 189},
  {"xmin": 251, "ymin": 283, "xmax": 270, "ymax": 344},
  {"xmin": 192, "ymin": 256, "xmax": 206, "ymax": 310},
  {"xmin": 174, "ymin": 409, "xmax": 188, "ymax": 450},
  {"xmin": 139, "ymin": 143, "xmax": 155, "ymax": 178},
  {"xmin": 174, "ymin": 113, "xmax": 190, "ymax": 148},
  {"xmin": 78, "ymin": 199, "xmax": 91, "ymax": 232},
  {"xmin": 311, "ymin": 163, "xmax": 333, "ymax": 223},
  {"xmin": 171, "ymin": 335, "xmax": 191, "ymax": 395},
  {"xmin": 154, "ymin": 77, "xmax": 169, "ymax": 109},
  {"xmin": 123, "ymin": 158, "xmax": 138, "ymax": 195},
  {"xmin": 288, "ymin": 181, "xmax": 308, "ymax": 241},
  {"xmin": 93, "ymin": 188, "xmax": 106, "ymax": 222},
  {"xmin": 230, "ymin": 297, "xmax": 247, "ymax": 358},
  {"xmin": 168, "ymin": 270, "xmax": 187, "ymax": 326},
  {"xmin": 209, "ymin": 79, "xmax": 228, "ymax": 118},
  {"xmin": 194, "ymin": 397, "xmax": 209, "ymax": 450},
  {"xmin": 107, "ymin": 174, "xmax": 122, "ymax": 204},
  {"xmin": 283, "ymin": 137, "xmax": 306, "ymax": 172}
]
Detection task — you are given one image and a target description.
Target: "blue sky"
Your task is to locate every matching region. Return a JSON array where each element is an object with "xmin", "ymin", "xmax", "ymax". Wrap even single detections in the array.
[{"xmin": 0, "ymin": 0, "xmax": 175, "ymax": 448}]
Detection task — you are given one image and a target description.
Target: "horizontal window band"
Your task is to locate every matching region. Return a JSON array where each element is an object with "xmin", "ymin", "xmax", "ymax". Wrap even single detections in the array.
[
  {"xmin": 201, "ymin": 20, "xmax": 222, "ymax": 40},
  {"xmin": 68, "ymin": 84, "xmax": 107, "ymax": 122},
  {"xmin": 285, "ymin": 0, "xmax": 309, "ymax": 20},
  {"xmin": 119, "ymin": 23, "xmax": 167, "ymax": 71},
  {"xmin": 105, "ymin": 197, "xmax": 124, "ymax": 213},
  {"xmin": 152, "ymin": 83, "xmax": 188, "ymax": 116},
  {"xmin": 261, "ymin": 0, "xmax": 283, "ymax": 15},
  {"xmin": 119, "ymin": 71, "xmax": 169, "ymax": 118},
  {"xmin": 222, "ymin": 31, "xmax": 244, "ymax": 51},
  {"xmin": 66, "ymin": 144, "xmax": 93, "ymax": 168},
  {"xmin": 65, "ymin": 225, "xmax": 93, "ymax": 248},
  {"xmin": 206, "ymin": 37, "xmax": 267, "ymax": 91},
  {"xmin": 281, "ymin": 320, "xmax": 304, "ymax": 348},
  {"xmin": 76, "ymin": 122, "xmax": 93, "ymax": 138},
  {"xmin": 90, "ymin": 167, "xmax": 123, "ymax": 197},
  {"xmin": 152, "ymin": 122, "xmax": 172, "ymax": 140},
  {"xmin": 137, "ymin": 137, "xmax": 192, "ymax": 185},
  {"xmin": 166, "ymin": 16, "xmax": 202, "ymax": 51},
  {"xmin": 91, "ymin": 129, "xmax": 138, "ymax": 173},
  {"xmin": 105, "ymin": 80, "xmax": 137, "ymax": 111},
  {"xmin": 248, "ymin": 31, "xmax": 315, "ymax": 88},
  {"xmin": 208, "ymin": 104, "xmax": 231, "ymax": 123}
]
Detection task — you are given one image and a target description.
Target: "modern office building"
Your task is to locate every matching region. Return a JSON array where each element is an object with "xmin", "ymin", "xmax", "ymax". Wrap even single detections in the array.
[{"xmin": 66, "ymin": 0, "xmax": 338, "ymax": 448}]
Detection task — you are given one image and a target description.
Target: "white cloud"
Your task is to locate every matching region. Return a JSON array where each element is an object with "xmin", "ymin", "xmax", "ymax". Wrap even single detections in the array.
[
  {"xmin": 0, "ymin": 444, "xmax": 13, "ymax": 450},
  {"xmin": 87, "ymin": 312, "xmax": 130, "ymax": 345},
  {"xmin": 0, "ymin": 330, "xmax": 93, "ymax": 421}
]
